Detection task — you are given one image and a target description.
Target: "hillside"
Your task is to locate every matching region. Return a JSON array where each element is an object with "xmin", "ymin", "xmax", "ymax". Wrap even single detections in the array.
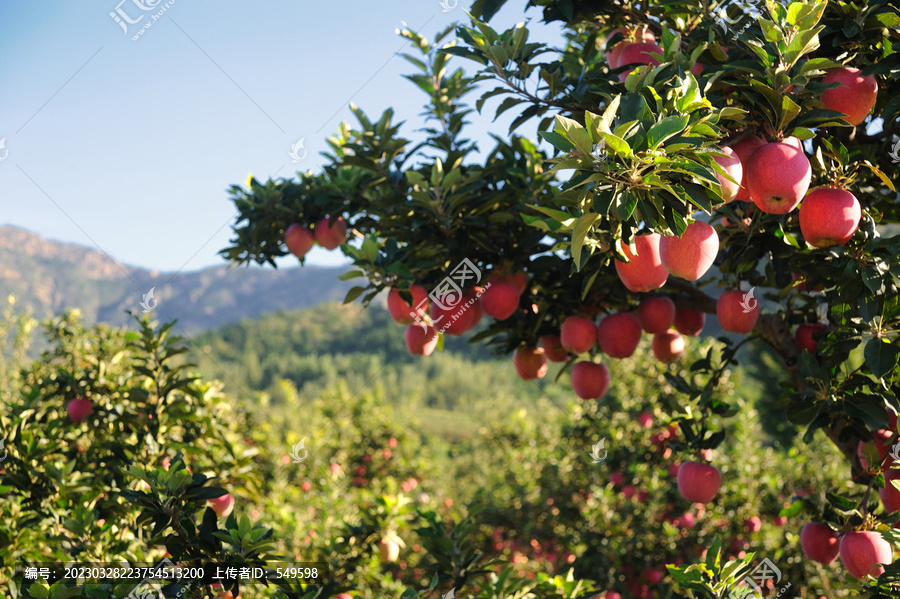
[{"xmin": 0, "ymin": 225, "xmax": 355, "ymax": 331}]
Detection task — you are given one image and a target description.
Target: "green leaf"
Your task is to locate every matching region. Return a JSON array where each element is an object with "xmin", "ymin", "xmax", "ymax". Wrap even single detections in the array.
[
  {"xmin": 599, "ymin": 132, "xmax": 632, "ymax": 158},
  {"xmin": 570, "ymin": 213, "xmax": 599, "ymax": 270},
  {"xmin": 647, "ymin": 116, "xmax": 690, "ymax": 150},
  {"xmin": 865, "ymin": 338, "xmax": 899, "ymax": 379},
  {"xmin": 538, "ymin": 131, "xmax": 575, "ymax": 153},
  {"xmin": 343, "ymin": 286, "xmax": 367, "ymax": 304},
  {"xmin": 338, "ymin": 270, "xmax": 365, "ymax": 281}
]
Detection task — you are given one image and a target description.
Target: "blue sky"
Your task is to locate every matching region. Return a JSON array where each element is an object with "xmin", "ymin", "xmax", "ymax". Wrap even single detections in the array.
[{"xmin": 0, "ymin": 1, "xmax": 563, "ymax": 274}]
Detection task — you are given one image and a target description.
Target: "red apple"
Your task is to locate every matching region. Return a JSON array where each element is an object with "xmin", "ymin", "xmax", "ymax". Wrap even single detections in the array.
[
  {"xmin": 610, "ymin": 471, "xmax": 625, "ymax": 486},
  {"xmin": 388, "ymin": 286, "xmax": 429, "ymax": 324},
  {"xmin": 430, "ymin": 290, "xmax": 479, "ymax": 335},
  {"xmin": 728, "ymin": 135, "xmax": 766, "ymax": 201},
  {"xmin": 745, "ymin": 142, "xmax": 811, "ymax": 214},
  {"xmin": 713, "ymin": 147, "xmax": 742, "ymax": 203},
  {"xmin": 773, "ymin": 516, "xmax": 787, "ymax": 526},
  {"xmin": 491, "ymin": 269, "xmax": 529, "ymax": 294},
  {"xmin": 606, "ymin": 26, "xmax": 656, "ymax": 69},
  {"xmin": 405, "ymin": 323, "xmax": 438, "ymax": 356},
  {"xmin": 821, "ymin": 67, "xmax": 878, "ymax": 126},
  {"xmin": 209, "ymin": 493, "xmax": 235, "ymax": 518},
  {"xmin": 513, "ymin": 346, "xmax": 548, "ymax": 380},
  {"xmin": 606, "ymin": 592, "xmax": 621, "ymax": 599},
  {"xmin": 680, "ymin": 512, "xmax": 696, "ymax": 529},
  {"xmin": 597, "ymin": 313, "xmax": 642, "ymax": 358},
  {"xmin": 67, "ymin": 399, "xmax": 93, "ymax": 423},
  {"xmin": 745, "ymin": 516, "xmax": 762, "ymax": 533},
  {"xmin": 677, "ymin": 461, "xmax": 721, "ymax": 504},
  {"xmin": 637, "ymin": 296, "xmax": 675, "ymax": 334},
  {"xmin": 616, "ymin": 42, "xmax": 663, "ymax": 82},
  {"xmin": 880, "ymin": 468, "xmax": 900, "ymax": 513},
  {"xmin": 673, "ymin": 306, "xmax": 705, "ymax": 336},
  {"xmin": 622, "ymin": 485, "xmax": 636, "ymax": 499},
  {"xmin": 801, "ymin": 522, "xmax": 840, "ymax": 564},
  {"xmin": 652, "ymin": 331, "xmax": 684, "ymax": 363},
  {"xmin": 799, "ymin": 187, "xmax": 861, "ymax": 248},
  {"xmin": 858, "ymin": 428, "xmax": 893, "ymax": 470},
  {"xmin": 560, "ymin": 315, "xmax": 597, "ymax": 354},
  {"xmin": 571, "ymin": 361, "xmax": 611, "ymax": 400},
  {"xmin": 615, "ymin": 233, "xmax": 668, "ymax": 292},
  {"xmin": 840, "ymin": 530, "xmax": 892, "ymax": 579},
  {"xmin": 659, "ymin": 221, "xmax": 719, "ymax": 281},
  {"xmin": 480, "ymin": 281, "xmax": 520, "ymax": 320},
  {"xmin": 643, "ymin": 568, "xmax": 662, "ymax": 585},
  {"xmin": 540, "ymin": 335, "xmax": 569, "ymax": 362},
  {"xmin": 314, "ymin": 216, "xmax": 348, "ymax": 250},
  {"xmin": 795, "ymin": 323, "xmax": 827, "ymax": 353},
  {"xmin": 284, "ymin": 224, "xmax": 315, "ymax": 258},
  {"xmin": 638, "ymin": 412, "xmax": 653, "ymax": 428},
  {"xmin": 717, "ymin": 289, "xmax": 760, "ymax": 334}
]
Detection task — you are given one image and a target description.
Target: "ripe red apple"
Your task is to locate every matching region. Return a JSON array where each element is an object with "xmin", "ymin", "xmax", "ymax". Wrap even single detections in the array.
[
  {"xmin": 596, "ymin": 313, "xmax": 642, "ymax": 358},
  {"xmin": 480, "ymin": 281, "xmax": 520, "ymax": 320},
  {"xmin": 637, "ymin": 296, "xmax": 675, "ymax": 334},
  {"xmin": 642, "ymin": 568, "xmax": 662, "ymax": 585},
  {"xmin": 540, "ymin": 335, "xmax": 569, "ymax": 362},
  {"xmin": 728, "ymin": 135, "xmax": 766, "ymax": 201},
  {"xmin": 490, "ymin": 269, "xmax": 529, "ymax": 294},
  {"xmin": 610, "ymin": 471, "xmax": 625, "ymax": 486},
  {"xmin": 679, "ymin": 512, "xmax": 696, "ymax": 529},
  {"xmin": 209, "ymin": 493, "xmax": 235, "ymax": 518},
  {"xmin": 430, "ymin": 290, "xmax": 480, "ymax": 335},
  {"xmin": 284, "ymin": 224, "xmax": 315, "ymax": 259},
  {"xmin": 821, "ymin": 67, "xmax": 878, "ymax": 126},
  {"xmin": 745, "ymin": 516, "xmax": 762, "ymax": 533},
  {"xmin": 795, "ymin": 323, "xmax": 827, "ymax": 353},
  {"xmin": 800, "ymin": 522, "xmax": 840, "ymax": 564},
  {"xmin": 387, "ymin": 286, "xmax": 429, "ymax": 324},
  {"xmin": 659, "ymin": 221, "xmax": 719, "ymax": 281},
  {"xmin": 616, "ymin": 42, "xmax": 663, "ymax": 82},
  {"xmin": 713, "ymin": 147, "xmax": 742, "ymax": 203},
  {"xmin": 615, "ymin": 233, "xmax": 668, "ymax": 292},
  {"xmin": 745, "ymin": 142, "xmax": 811, "ymax": 214},
  {"xmin": 880, "ymin": 468, "xmax": 900, "ymax": 513},
  {"xmin": 605, "ymin": 592, "xmax": 621, "ymax": 599},
  {"xmin": 67, "ymin": 399, "xmax": 93, "ymax": 423},
  {"xmin": 773, "ymin": 516, "xmax": 787, "ymax": 526},
  {"xmin": 314, "ymin": 216, "xmax": 348, "ymax": 250},
  {"xmin": 638, "ymin": 412, "xmax": 653, "ymax": 428},
  {"xmin": 560, "ymin": 315, "xmax": 597, "ymax": 354},
  {"xmin": 622, "ymin": 485, "xmax": 636, "ymax": 499},
  {"xmin": 405, "ymin": 323, "xmax": 438, "ymax": 356},
  {"xmin": 799, "ymin": 187, "xmax": 861, "ymax": 248},
  {"xmin": 673, "ymin": 306, "xmax": 705, "ymax": 336},
  {"xmin": 677, "ymin": 461, "xmax": 721, "ymax": 504},
  {"xmin": 379, "ymin": 536, "xmax": 400, "ymax": 562},
  {"xmin": 717, "ymin": 289, "xmax": 760, "ymax": 334},
  {"xmin": 605, "ymin": 26, "xmax": 655, "ymax": 69},
  {"xmin": 513, "ymin": 346, "xmax": 548, "ymax": 380},
  {"xmin": 652, "ymin": 331, "xmax": 684, "ymax": 363},
  {"xmin": 570, "ymin": 361, "xmax": 611, "ymax": 400},
  {"xmin": 840, "ymin": 530, "xmax": 892, "ymax": 579}
]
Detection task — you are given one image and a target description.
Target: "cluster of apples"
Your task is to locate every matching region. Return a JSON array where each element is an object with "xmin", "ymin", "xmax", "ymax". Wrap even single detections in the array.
[
  {"xmin": 388, "ymin": 271, "xmax": 529, "ymax": 356},
  {"xmin": 283, "ymin": 216, "xmax": 349, "ymax": 259}
]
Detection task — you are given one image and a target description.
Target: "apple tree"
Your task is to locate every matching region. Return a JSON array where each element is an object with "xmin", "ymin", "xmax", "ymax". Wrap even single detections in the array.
[{"xmin": 221, "ymin": 0, "xmax": 900, "ymax": 594}]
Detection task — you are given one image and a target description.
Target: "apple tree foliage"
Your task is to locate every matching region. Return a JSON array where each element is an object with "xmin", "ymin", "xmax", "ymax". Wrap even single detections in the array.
[{"xmin": 221, "ymin": 0, "xmax": 900, "ymax": 594}]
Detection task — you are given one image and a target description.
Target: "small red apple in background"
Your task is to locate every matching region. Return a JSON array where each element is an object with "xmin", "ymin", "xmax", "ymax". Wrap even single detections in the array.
[
  {"xmin": 610, "ymin": 471, "xmax": 625, "ymax": 486},
  {"xmin": 622, "ymin": 485, "xmax": 636, "ymax": 499},
  {"xmin": 513, "ymin": 346, "xmax": 548, "ymax": 380},
  {"xmin": 314, "ymin": 216, "xmax": 348, "ymax": 250},
  {"xmin": 674, "ymin": 306, "xmax": 705, "ymax": 336},
  {"xmin": 605, "ymin": 25, "xmax": 656, "ymax": 69},
  {"xmin": 605, "ymin": 591, "xmax": 621, "ymax": 599},
  {"xmin": 713, "ymin": 147, "xmax": 742, "ymax": 203},
  {"xmin": 615, "ymin": 233, "xmax": 669, "ymax": 292},
  {"xmin": 659, "ymin": 221, "xmax": 719, "ymax": 281},
  {"xmin": 67, "ymin": 399, "xmax": 93, "ymax": 423},
  {"xmin": 560, "ymin": 315, "xmax": 597, "ymax": 354},
  {"xmin": 728, "ymin": 135, "xmax": 766, "ymax": 201},
  {"xmin": 745, "ymin": 516, "xmax": 762, "ymax": 533},
  {"xmin": 616, "ymin": 42, "xmax": 663, "ymax": 82},
  {"xmin": 717, "ymin": 289, "xmax": 760, "ymax": 334},
  {"xmin": 596, "ymin": 313, "xmax": 642, "ymax": 358},
  {"xmin": 637, "ymin": 296, "xmax": 675, "ymax": 334},
  {"xmin": 795, "ymin": 323, "xmax": 827, "ymax": 353},
  {"xmin": 677, "ymin": 461, "xmax": 722, "ymax": 504},
  {"xmin": 799, "ymin": 187, "xmax": 861, "ymax": 248},
  {"xmin": 405, "ymin": 323, "xmax": 438, "ymax": 356},
  {"xmin": 642, "ymin": 568, "xmax": 662, "ymax": 585},
  {"xmin": 480, "ymin": 281, "xmax": 520, "ymax": 320},
  {"xmin": 490, "ymin": 269, "xmax": 529, "ymax": 294},
  {"xmin": 880, "ymin": 468, "xmax": 900, "ymax": 513},
  {"xmin": 773, "ymin": 516, "xmax": 787, "ymax": 526},
  {"xmin": 801, "ymin": 522, "xmax": 840, "ymax": 564},
  {"xmin": 638, "ymin": 412, "xmax": 653, "ymax": 428},
  {"xmin": 540, "ymin": 335, "xmax": 569, "ymax": 362},
  {"xmin": 388, "ymin": 286, "xmax": 429, "ymax": 324},
  {"xmin": 820, "ymin": 67, "xmax": 878, "ymax": 126},
  {"xmin": 745, "ymin": 142, "xmax": 812, "ymax": 214},
  {"xmin": 570, "ymin": 361, "xmax": 611, "ymax": 400},
  {"xmin": 284, "ymin": 224, "xmax": 315, "ymax": 259},
  {"xmin": 209, "ymin": 493, "xmax": 235, "ymax": 518},
  {"xmin": 301, "ymin": 480, "xmax": 312, "ymax": 491},
  {"xmin": 378, "ymin": 535, "xmax": 401, "ymax": 562},
  {"xmin": 840, "ymin": 530, "xmax": 892, "ymax": 579},
  {"xmin": 652, "ymin": 331, "xmax": 684, "ymax": 363}
]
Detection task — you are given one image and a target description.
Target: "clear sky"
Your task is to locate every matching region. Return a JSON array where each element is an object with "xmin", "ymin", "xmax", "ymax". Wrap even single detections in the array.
[{"xmin": 0, "ymin": 1, "xmax": 563, "ymax": 274}]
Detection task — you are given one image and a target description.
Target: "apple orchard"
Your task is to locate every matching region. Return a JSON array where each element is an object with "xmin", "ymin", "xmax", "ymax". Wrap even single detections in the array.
[{"xmin": 222, "ymin": 0, "xmax": 900, "ymax": 593}]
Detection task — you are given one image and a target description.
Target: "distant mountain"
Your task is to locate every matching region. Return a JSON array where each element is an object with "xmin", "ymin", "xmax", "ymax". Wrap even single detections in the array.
[{"xmin": 0, "ymin": 225, "xmax": 356, "ymax": 331}]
